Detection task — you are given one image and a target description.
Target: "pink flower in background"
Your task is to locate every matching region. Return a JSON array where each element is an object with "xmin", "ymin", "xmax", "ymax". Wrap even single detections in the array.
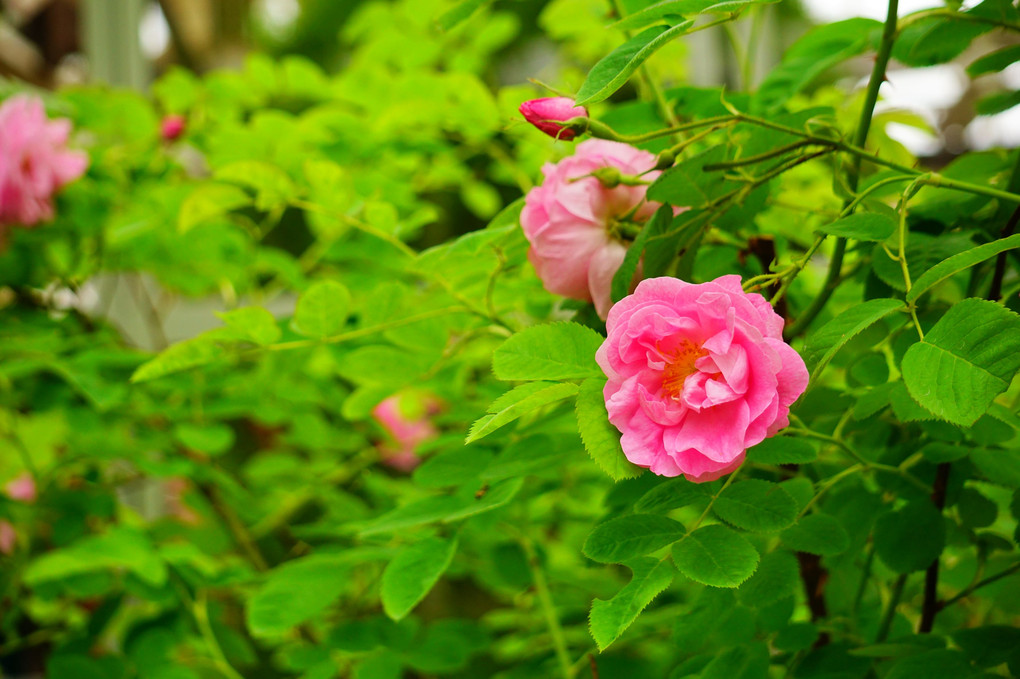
[
  {"xmin": 0, "ymin": 520, "xmax": 15, "ymax": 555},
  {"xmin": 519, "ymin": 97, "xmax": 588, "ymax": 140},
  {"xmin": 596, "ymin": 276, "xmax": 808, "ymax": 482},
  {"xmin": 0, "ymin": 95, "xmax": 89, "ymax": 228},
  {"xmin": 372, "ymin": 393, "xmax": 441, "ymax": 472},
  {"xmin": 4, "ymin": 472, "xmax": 36, "ymax": 503},
  {"xmin": 161, "ymin": 114, "xmax": 186, "ymax": 142},
  {"xmin": 521, "ymin": 139, "xmax": 676, "ymax": 319}
]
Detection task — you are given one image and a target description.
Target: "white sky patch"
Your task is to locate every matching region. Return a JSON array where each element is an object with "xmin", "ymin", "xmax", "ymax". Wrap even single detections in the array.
[
  {"xmin": 966, "ymin": 105, "xmax": 1020, "ymax": 150},
  {"xmin": 139, "ymin": 2, "xmax": 170, "ymax": 60},
  {"xmin": 800, "ymin": 0, "xmax": 944, "ymax": 22},
  {"xmin": 255, "ymin": 0, "xmax": 302, "ymax": 39}
]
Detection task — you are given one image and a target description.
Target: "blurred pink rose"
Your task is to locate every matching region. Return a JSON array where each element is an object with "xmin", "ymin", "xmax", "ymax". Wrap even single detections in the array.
[
  {"xmin": 161, "ymin": 114, "xmax": 186, "ymax": 142},
  {"xmin": 519, "ymin": 97, "xmax": 588, "ymax": 140},
  {"xmin": 0, "ymin": 95, "xmax": 89, "ymax": 228},
  {"xmin": 596, "ymin": 275, "xmax": 808, "ymax": 482},
  {"xmin": 521, "ymin": 139, "xmax": 675, "ymax": 319},
  {"xmin": 4, "ymin": 472, "xmax": 36, "ymax": 503},
  {"xmin": 372, "ymin": 393, "xmax": 441, "ymax": 472},
  {"xmin": 0, "ymin": 520, "xmax": 15, "ymax": 555}
]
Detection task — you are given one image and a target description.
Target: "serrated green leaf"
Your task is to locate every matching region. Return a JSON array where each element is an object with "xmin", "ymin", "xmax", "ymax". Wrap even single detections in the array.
[
  {"xmin": 893, "ymin": 16, "xmax": 990, "ymax": 67},
  {"xmin": 672, "ymin": 524, "xmax": 759, "ymax": 587},
  {"xmin": 467, "ymin": 382, "xmax": 579, "ymax": 443},
  {"xmin": 803, "ymin": 298, "xmax": 903, "ymax": 375},
  {"xmin": 634, "ymin": 478, "xmax": 710, "ymax": 513},
  {"xmin": 576, "ymin": 378, "xmax": 642, "ymax": 481},
  {"xmin": 493, "ymin": 323, "xmax": 604, "ymax": 381},
  {"xmin": 589, "ymin": 557, "xmax": 674, "ymax": 650},
  {"xmin": 381, "ymin": 538, "xmax": 458, "ymax": 620},
  {"xmin": 902, "ymin": 299, "xmax": 1020, "ymax": 426},
  {"xmin": 737, "ymin": 550, "xmax": 799, "ymax": 607},
  {"xmin": 780, "ymin": 513, "xmax": 849, "ymax": 556},
  {"xmin": 215, "ymin": 160, "xmax": 297, "ymax": 211},
  {"xmin": 246, "ymin": 555, "xmax": 351, "ymax": 637},
  {"xmin": 714, "ymin": 480, "xmax": 798, "ymax": 533},
  {"xmin": 745, "ymin": 437, "xmax": 817, "ymax": 464},
  {"xmin": 583, "ymin": 514, "xmax": 686, "ymax": 563},
  {"xmin": 575, "ymin": 23, "xmax": 694, "ymax": 106},
  {"xmin": 293, "ymin": 281, "xmax": 351, "ymax": 338},
  {"xmin": 178, "ymin": 184, "xmax": 250, "ymax": 233},
  {"xmin": 970, "ymin": 448, "xmax": 1020, "ymax": 487},
  {"xmin": 907, "ymin": 233, "xmax": 1020, "ymax": 304},
  {"xmin": 217, "ymin": 307, "xmax": 280, "ymax": 346},
  {"xmin": 817, "ymin": 213, "xmax": 896, "ymax": 241},
  {"xmin": 874, "ymin": 502, "xmax": 945, "ymax": 573}
]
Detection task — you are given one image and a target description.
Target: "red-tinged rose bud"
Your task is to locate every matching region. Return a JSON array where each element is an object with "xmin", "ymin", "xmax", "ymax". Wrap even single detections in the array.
[
  {"xmin": 519, "ymin": 97, "xmax": 589, "ymax": 140},
  {"xmin": 161, "ymin": 114, "xmax": 186, "ymax": 142}
]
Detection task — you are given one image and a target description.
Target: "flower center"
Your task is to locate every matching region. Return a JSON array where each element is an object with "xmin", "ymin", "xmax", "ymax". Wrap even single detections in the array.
[{"xmin": 661, "ymin": 339, "xmax": 706, "ymax": 397}]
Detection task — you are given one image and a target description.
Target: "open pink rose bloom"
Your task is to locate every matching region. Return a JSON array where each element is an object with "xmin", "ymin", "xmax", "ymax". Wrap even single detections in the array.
[
  {"xmin": 0, "ymin": 95, "xmax": 88, "ymax": 229},
  {"xmin": 596, "ymin": 275, "xmax": 809, "ymax": 482},
  {"xmin": 521, "ymin": 139, "xmax": 675, "ymax": 319}
]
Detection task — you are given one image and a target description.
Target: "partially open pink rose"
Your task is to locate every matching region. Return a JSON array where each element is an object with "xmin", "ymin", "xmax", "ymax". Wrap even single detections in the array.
[
  {"xmin": 372, "ymin": 393, "xmax": 441, "ymax": 472},
  {"xmin": 161, "ymin": 114, "xmax": 186, "ymax": 142},
  {"xmin": 596, "ymin": 275, "xmax": 808, "ymax": 482},
  {"xmin": 4, "ymin": 472, "xmax": 36, "ymax": 503},
  {"xmin": 0, "ymin": 95, "xmax": 89, "ymax": 229},
  {"xmin": 519, "ymin": 97, "xmax": 588, "ymax": 140},
  {"xmin": 521, "ymin": 139, "xmax": 674, "ymax": 319}
]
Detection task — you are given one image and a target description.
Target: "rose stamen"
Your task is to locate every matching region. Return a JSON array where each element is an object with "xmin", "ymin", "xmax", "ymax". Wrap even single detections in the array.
[{"xmin": 661, "ymin": 339, "xmax": 707, "ymax": 397}]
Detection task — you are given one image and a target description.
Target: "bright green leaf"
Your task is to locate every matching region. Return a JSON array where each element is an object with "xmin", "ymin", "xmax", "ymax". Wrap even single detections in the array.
[
  {"xmin": 803, "ymin": 298, "xmax": 904, "ymax": 375},
  {"xmin": 493, "ymin": 323, "xmax": 604, "ymax": 381},
  {"xmin": 217, "ymin": 307, "xmax": 281, "ymax": 346},
  {"xmin": 576, "ymin": 378, "xmax": 643, "ymax": 481},
  {"xmin": 583, "ymin": 514, "xmax": 686, "ymax": 563},
  {"xmin": 247, "ymin": 555, "xmax": 351, "ymax": 637},
  {"xmin": 714, "ymin": 480, "xmax": 798, "ymax": 533},
  {"xmin": 816, "ymin": 213, "xmax": 897, "ymax": 241},
  {"xmin": 672, "ymin": 524, "xmax": 759, "ymax": 587},
  {"xmin": 293, "ymin": 281, "xmax": 352, "ymax": 339},
  {"xmin": 589, "ymin": 558, "xmax": 674, "ymax": 650},
  {"xmin": 178, "ymin": 184, "xmax": 250, "ymax": 233},
  {"xmin": 907, "ymin": 233, "xmax": 1020, "ymax": 304},
  {"xmin": 381, "ymin": 538, "xmax": 458, "ymax": 620},
  {"xmin": 780, "ymin": 513, "xmax": 850, "ymax": 556},
  {"xmin": 746, "ymin": 437, "xmax": 817, "ymax": 465},
  {"xmin": 467, "ymin": 382, "xmax": 579, "ymax": 443}
]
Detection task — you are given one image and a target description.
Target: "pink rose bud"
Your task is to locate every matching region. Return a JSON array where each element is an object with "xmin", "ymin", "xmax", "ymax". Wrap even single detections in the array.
[
  {"xmin": 0, "ymin": 95, "xmax": 89, "ymax": 228},
  {"xmin": 0, "ymin": 520, "xmax": 15, "ymax": 555},
  {"xmin": 4, "ymin": 472, "xmax": 36, "ymax": 503},
  {"xmin": 161, "ymin": 114, "xmax": 186, "ymax": 141},
  {"xmin": 521, "ymin": 139, "xmax": 682, "ymax": 319},
  {"xmin": 596, "ymin": 275, "xmax": 809, "ymax": 482},
  {"xmin": 372, "ymin": 393, "xmax": 441, "ymax": 473},
  {"xmin": 519, "ymin": 97, "xmax": 588, "ymax": 140}
]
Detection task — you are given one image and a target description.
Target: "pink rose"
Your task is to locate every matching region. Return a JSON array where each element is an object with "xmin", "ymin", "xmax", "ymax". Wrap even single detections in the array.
[
  {"xmin": 372, "ymin": 393, "xmax": 441, "ymax": 472},
  {"xmin": 519, "ymin": 97, "xmax": 588, "ymax": 140},
  {"xmin": 595, "ymin": 275, "xmax": 809, "ymax": 482},
  {"xmin": 0, "ymin": 95, "xmax": 89, "ymax": 228},
  {"xmin": 521, "ymin": 139, "xmax": 673, "ymax": 319},
  {"xmin": 4, "ymin": 472, "xmax": 36, "ymax": 503},
  {"xmin": 161, "ymin": 114, "xmax": 186, "ymax": 141}
]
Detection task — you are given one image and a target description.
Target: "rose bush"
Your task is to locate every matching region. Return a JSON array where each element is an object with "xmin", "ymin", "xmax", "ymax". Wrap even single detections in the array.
[{"xmin": 596, "ymin": 275, "xmax": 808, "ymax": 481}]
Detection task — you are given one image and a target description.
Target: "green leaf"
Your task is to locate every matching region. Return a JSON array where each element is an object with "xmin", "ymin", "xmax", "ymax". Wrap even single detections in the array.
[
  {"xmin": 803, "ymin": 298, "xmax": 903, "ymax": 375},
  {"xmin": 293, "ymin": 281, "xmax": 352, "ymax": 339},
  {"xmin": 575, "ymin": 23, "xmax": 694, "ymax": 106},
  {"xmin": 634, "ymin": 478, "xmax": 710, "ymax": 513},
  {"xmin": 174, "ymin": 422, "xmax": 234, "ymax": 456},
  {"xmin": 611, "ymin": 205, "xmax": 672, "ymax": 304},
  {"xmin": 874, "ymin": 502, "xmax": 946, "ymax": 573},
  {"xmin": 952, "ymin": 626, "xmax": 1020, "ymax": 668},
  {"xmin": 700, "ymin": 643, "xmax": 770, "ymax": 679},
  {"xmin": 217, "ymin": 307, "xmax": 281, "ymax": 346},
  {"xmin": 970, "ymin": 448, "xmax": 1020, "ymax": 488},
  {"xmin": 968, "ymin": 44, "xmax": 1020, "ymax": 76},
  {"xmin": 576, "ymin": 378, "xmax": 643, "ymax": 481},
  {"xmin": 816, "ymin": 213, "xmax": 897, "ymax": 241},
  {"xmin": 381, "ymin": 538, "xmax": 458, "ymax": 620},
  {"xmin": 246, "ymin": 555, "xmax": 351, "ymax": 637},
  {"xmin": 755, "ymin": 18, "xmax": 881, "ymax": 112},
  {"xmin": 583, "ymin": 514, "xmax": 686, "ymax": 563},
  {"xmin": 480, "ymin": 434, "xmax": 572, "ymax": 481},
  {"xmin": 178, "ymin": 184, "xmax": 250, "ymax": 233},
  {"xmin": 442, "ymin": 477, "xmax": 525, "ymax": 521},
  {"xmin": 24, "ymin": 528, "xmax": 167, "ymax": 587},
  {"xmin": 493, "ymin": 322, "xmax": 604, "ymax": 381},
  {"xmin": 976, "ymin": 89, "xmax": 1020, "ymax": 116},
  {"xmin": 614, "ymin": 0, "xmax": 777, "ymax": 32},
  {"xmin": 436, "ymin": 0, "xmax": 490, "ymax": 30},
  {"xmin": 737, "ymin": 550, "xmax": 799, "ymax": 607},
  {"xmin": 780, "ymin": 513, "xmax": 849, "ymax": 556},
  {"xmin": 215, "ymin": 160, "xmax": 297, "ymax": 211},
  {"xmin": 466, "ymin": 382, "xmax": 580, "ymax": 443},
  {"xmin": 907, "ymin": 233, "xmax": 1020, "ymax": 304},
  {"xmin": 359, "ymin": 496, "xmax": 467, "ymax": 536},
  {"xmin": 672, "ymin": 524, "xmax": 759, "ymax": 587},
  {"xmin": 886, "ymin": 650, "xmax": 973, "ymax": 679},
  {"xmin": 893, "ymin": 17, "xmax": 990, "ymax": 67},
  {"xmin": 589, "ymin": 558, "xmax": 675, "ymax": 650},
  {"xmin": 130, "ymin": 336, "xmax": 225, "ymax": 383},
  {"xmin": 901, "ymin": 299, "xmax": 1020, "ymax": 426},
  {"xmin": 745, "ymin": 437, "xmax": 817, "ymax": 465},
  {"xmin": 714, "ymin": 480, "xmax": 798, "ymax": 533},
  {"xmin": 413, "ymin": 447, "xmax": 496, "ymax": 488}
]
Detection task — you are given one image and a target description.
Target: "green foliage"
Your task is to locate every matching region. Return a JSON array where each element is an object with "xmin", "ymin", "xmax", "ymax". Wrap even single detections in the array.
[
  {"xmin": 589, "ymin": 557, "xmax": 675, "ymax": 650},
  {"xmin": 672, "ymin": 524, "xmax": 760, "ymax": 587},
  {"xmin": 381, "ymin": 537, "xmax": 458, "ymax": 620},
  {"xmin": 583, "ymin": 514, "xmax": 686, "ymax": 563}
]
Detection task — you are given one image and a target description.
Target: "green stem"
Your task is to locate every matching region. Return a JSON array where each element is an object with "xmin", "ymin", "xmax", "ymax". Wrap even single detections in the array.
[
  {"xmin": 266, "ymin": 307, "xmax": 467, "ymax": 352},
  {"xmin": 938, "ymin": 561, "xmax": 1020, "ymax": 611},
  {"xmin": 520, "ymin": 536, "xmax": 573, "ymax": 679},
  {"xmin": 587, "ymin": 115, "xmax": 736, "ymax": 144},
  {"xmin": 876, "ymin": 574, "xmax": 908, "ymax": 643},
  {"xmin": 851, "ymin": 545, "xmax": 876, "ymax": 620},
  {"xmin": 703, "ymin": 140, "xmax": 820, "ymax": 170}
]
